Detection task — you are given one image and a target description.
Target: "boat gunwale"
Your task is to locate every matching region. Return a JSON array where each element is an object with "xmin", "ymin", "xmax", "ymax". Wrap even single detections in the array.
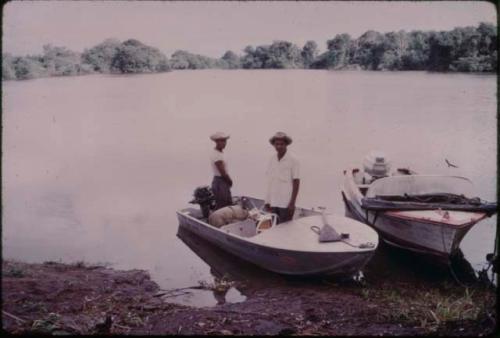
[{"xmin": 383, "ymin": 210, "xmax": 487, "ymax": 229}]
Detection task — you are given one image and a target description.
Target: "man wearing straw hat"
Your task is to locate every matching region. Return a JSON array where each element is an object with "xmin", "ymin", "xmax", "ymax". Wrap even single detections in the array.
[
  {"xmin": 210, "ymin": 132, "xmax": 233, "ymax": 210},
  {"xmin": 264, "ymin": 132, "xmax": 300, "ymax": 224}
]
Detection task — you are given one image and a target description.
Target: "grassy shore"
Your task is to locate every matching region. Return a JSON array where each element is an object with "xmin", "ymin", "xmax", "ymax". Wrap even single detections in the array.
[{"xmin": 2, "ymin": 257, "xmax": 496, "ymax": 336}]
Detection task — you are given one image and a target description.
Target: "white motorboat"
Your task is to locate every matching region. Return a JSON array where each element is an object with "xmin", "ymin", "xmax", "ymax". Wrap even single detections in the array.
[
  {"xmin": 176, "ymin": 193, "xmax": 378, "ymax": 276},
  {"xmin": 342, "ymin": 153, "xmax": 497, "ymax": 260}
]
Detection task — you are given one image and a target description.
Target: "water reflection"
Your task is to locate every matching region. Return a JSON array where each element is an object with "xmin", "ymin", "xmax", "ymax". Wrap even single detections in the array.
[
  {"xmin": 177, "ymin": 220, "xmax": 487, "ymax": 295},
  {"xmin": 176, "ymin": 226, "xmax": 285, "ymax": 299}
]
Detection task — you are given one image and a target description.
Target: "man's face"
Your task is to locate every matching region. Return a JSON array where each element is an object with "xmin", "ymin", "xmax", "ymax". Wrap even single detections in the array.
[
  {"xmin": 273, "ymin": 139, "xmax": 287, "ymax": 153},
  {"xmin": 215, "ymin": 139, "xmax": 227, "ymax": 149}
]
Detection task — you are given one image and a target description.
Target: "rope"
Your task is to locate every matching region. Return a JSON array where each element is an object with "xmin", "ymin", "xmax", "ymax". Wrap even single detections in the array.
[
  {"xmin": 400, "ymin": 193, "xmax": 482, "ymax": 205},
  {"xmin": 447, "ymin": 259, "xmax": 471, "ymax": 288},
  {"xmin": 439, "ymin": 221, "xmax": 468, "ymax": 287}
]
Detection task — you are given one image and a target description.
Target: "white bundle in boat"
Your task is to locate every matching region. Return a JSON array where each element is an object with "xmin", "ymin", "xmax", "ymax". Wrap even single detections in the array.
[{"xmin": 208, "ymin": 205, "xmax": 249, "ymax": 228}]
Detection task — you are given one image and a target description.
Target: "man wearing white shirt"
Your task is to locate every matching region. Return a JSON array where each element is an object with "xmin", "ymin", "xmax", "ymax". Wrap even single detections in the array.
[
  {"xmin": 264, "ymin": 132, "xmax": 300, "ymax": 224},
  {"xmin": 209, "ymin": 132, "xmax": 233, "ymax": 210}
]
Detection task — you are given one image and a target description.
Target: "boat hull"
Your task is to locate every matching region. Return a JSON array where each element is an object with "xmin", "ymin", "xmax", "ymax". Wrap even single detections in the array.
[
  {"xmin": 342, "ymin": 169, "xmax": 484, "ymax": 260},
  {"xmin": 177, "ymin": 211, "xmax": 375, "ymax": 276}
]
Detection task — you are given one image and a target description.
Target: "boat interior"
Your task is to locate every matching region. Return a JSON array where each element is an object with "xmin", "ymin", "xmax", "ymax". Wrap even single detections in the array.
[
  {"xmin": 351, "ymin": 167, "xmax": 414, "ymax": 196},
  {"xmin": 180, "ymin": 196, "xmax": 320, "ymax": 238}
]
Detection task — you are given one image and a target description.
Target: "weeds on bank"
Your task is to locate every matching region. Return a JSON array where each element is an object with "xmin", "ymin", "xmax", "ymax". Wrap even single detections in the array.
[
  {"xmin": 373, "ymin": 287, "xmax": 491, "ymax": 330},
  {"xmin": 430, "ymin": 288, "xmax": 486, "ymax": 324},
  {"xmin": 31, "ymin": 313, "xmax": 64, "ymax": 334},
  {"xmin": 4, "ymin": 266, "xmax": 25, "ymax": 278}
]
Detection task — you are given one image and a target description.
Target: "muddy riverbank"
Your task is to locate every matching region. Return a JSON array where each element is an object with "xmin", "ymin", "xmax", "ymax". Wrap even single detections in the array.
[{"xmin": 2, "ymin": 257, "xmax": 496, "ymax": 336}]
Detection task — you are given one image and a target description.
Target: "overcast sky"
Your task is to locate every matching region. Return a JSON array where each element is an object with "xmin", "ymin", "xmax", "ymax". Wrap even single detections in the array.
[{"xmin": 3, "ymin": 1, "xmax": 497, "ymax": 57}]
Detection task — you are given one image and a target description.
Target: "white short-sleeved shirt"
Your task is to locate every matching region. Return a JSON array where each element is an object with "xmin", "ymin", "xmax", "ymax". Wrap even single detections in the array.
[
  {"xmin": 210, "ymin": 149, "xmax": 226, "ymax": 176},
  {"xmin": 265, "ymin": 151, "xmax": 300, "ymax": 208}
]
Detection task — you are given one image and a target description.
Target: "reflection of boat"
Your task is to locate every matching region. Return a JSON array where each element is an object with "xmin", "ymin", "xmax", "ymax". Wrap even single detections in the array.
[
  {"xmin": 342, "ymin": 165, "xmax": 497, "ymax": 260},
  {"xmin": 177, "ymin": 225, "xmax": 270, "ymax": 283},
  {"xmin": 176, "ymin": 196, "xmax": 378, "ymax": 276}
]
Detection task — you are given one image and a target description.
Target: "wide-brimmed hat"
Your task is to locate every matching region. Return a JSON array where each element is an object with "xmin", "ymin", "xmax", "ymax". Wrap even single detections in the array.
[
  {"xmin": 269, "ymin": 132, "xmax": 292, "ymax": 145},
  {"xmin": 210, "ymin": 132, "xmax": 230, "ymax": 141}
]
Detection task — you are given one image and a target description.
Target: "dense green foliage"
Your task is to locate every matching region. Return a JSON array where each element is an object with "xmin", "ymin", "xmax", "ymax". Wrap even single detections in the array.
[
  {"xmin": 241, "ymin": 23, "xmax": 496, "ymax": 72},
  {"xmin": 109, "ymin": 39, "xmax": 169, "ymax": 73},
  {"xmin": 2, "ymin": 23, "xmax": 496, "ymax": 80},
  {"xmin": 301, "ymin": 41, "xmax": 319, "ymax": 68},
  {"xmin": 169, "ymin": 50, "xmax": 224, "ymax": 69},
  {"xmin": 81, "ymin": 38, "xmax": 122, "ymax": 73},
  {"xmin": 241, "ymin": 41, "xmax": 304, "ymax": 69},
  {"xmin": 3, "ymin": 45, "xmax": 93, "ymax": 80},
  {"xmin": 221, "ymin": 50, "xmax": 241, "ymax": 69},
  {"xmin": 3, "ymin": 39, "xmax": 170, "ymax": 80},
  {"xmin": 311, "ymin": 23, "xmax": 497, "ymax": 72}
]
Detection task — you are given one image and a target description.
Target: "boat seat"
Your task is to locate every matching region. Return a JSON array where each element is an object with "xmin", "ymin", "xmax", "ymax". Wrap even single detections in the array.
[{"xmin": 220, "ymin": 219, "xmax": 257, "ymax": 238}]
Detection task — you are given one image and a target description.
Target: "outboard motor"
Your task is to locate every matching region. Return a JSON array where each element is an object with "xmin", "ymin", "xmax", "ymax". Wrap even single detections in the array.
[
  {"xmin": 190, "ymin": 186, "xmax": 215, "ymax": 218},
  {"xmin": 363, "ymin": 151, "xmax": 391, "ymax": 184}
]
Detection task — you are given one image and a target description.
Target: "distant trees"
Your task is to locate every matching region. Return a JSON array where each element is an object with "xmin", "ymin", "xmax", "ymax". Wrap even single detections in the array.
[
  {"xmin": 8, "ymin": 55, "xmax": 47, "ymax": 80},
  {"xmin": 169, "ymin": 50, "xmax": 221, "ymax": 69},
  {"xmin": 41, "ymin": 44, "xmax": 88, "ymax": 76},
  {"xmin": 83, "ymin": 38, "xmax": 170, "ymax": 73},
  {"xmin": 2, "ymin": 22, "xmax": 497, "ymax": 81},
  {"xmin": 220, "ymin": 50, "xmax": 241, "ymax": 69},
  {"xmin": 400, "ymin": 31, "xmax": 430, "ymax": 70},
  {"xmin": 2, "ymin": 45, "xmax": 93, "ymax": 80},
  {"xmin": 3, "ymin": 39, "xmax": 170, "ymax": 80},
  {"xmin": 312, "ymin": 33, "xmax": 354, "ymax": 69},
  {"xmin": 312, "ymin": 22, "xmax": 496, "ymax": 72},
  {"xmin": 241, "ymin": 41, "xmax": 303, "ymax": 69},
  {"xmin": 81, "ymin": 38, "xmax": 122, "ymax": 72},
  {"xmin": 428, "ymin": 24, "xmax": 497, "ymax": 72},
  {"xmin": 301, "ymin": 41, "xmax": 318, "ymax": 68},
  {"xmin": 109, "ymin": 39, "xmax": 170, "ymax": 73},
  {"xmin": 266, "ymin": 41, "xmax": 303, "ymax": 68},
  {"xmin": 2, "ymin": 53, "xmax": 17, "ymax": 80}
]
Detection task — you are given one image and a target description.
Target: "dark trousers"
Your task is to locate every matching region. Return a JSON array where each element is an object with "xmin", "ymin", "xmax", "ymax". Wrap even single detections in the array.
[
  {"xmin": 212, "ymin": 176, "xmax": 232, "ymax": 210},
  {"xmin": 270, "ymin": 207, "xmax": 294, "ymax": 224}
]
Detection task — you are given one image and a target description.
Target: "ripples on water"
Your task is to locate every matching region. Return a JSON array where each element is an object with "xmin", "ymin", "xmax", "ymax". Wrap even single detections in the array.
[{"xmin": 2, "ymin": 70, "xmax": 497, "ymax": 306}]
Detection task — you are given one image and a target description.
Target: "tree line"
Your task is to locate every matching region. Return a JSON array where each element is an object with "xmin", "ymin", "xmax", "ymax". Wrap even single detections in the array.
[{"xmin": 2, "ymin": 23, "xmax": 496, "ymax": 80}]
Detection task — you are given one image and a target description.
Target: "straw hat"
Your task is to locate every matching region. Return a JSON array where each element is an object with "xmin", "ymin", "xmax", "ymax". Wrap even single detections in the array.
[
  {"xmin": 269, "ymin": 131, "xmax": 292, "ymax": 145},
  {"xmin": 210, "ymin": 132, "xmax": 230, "ymax": 141}
]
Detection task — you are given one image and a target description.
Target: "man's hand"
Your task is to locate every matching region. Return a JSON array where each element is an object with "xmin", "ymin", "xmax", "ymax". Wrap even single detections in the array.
[
  {"xmin": 224, "ymin": 175, "xmax": 233, "ymax": 187},
  {"xmin": 287, "ymin": 203, "xmax": 296, "ymax": 218},
  {"xmin": 215, "ymin": 161, "xmax": 232, "ymax": 187}
]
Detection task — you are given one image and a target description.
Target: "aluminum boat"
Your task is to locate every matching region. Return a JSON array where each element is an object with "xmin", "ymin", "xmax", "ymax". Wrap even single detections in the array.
[
  {"xmin": 342, "ymin": 167, "xmax": 497, "ymax": 260},
  {"xmin": 177, "ymin": 196, "xmax": 378, "ymax": 276}
]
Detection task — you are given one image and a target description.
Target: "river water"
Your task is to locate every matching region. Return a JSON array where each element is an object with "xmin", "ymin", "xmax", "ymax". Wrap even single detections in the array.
[{"xmin": 2, "ymin": 70, "xmax": 497, "ymax": 306}]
